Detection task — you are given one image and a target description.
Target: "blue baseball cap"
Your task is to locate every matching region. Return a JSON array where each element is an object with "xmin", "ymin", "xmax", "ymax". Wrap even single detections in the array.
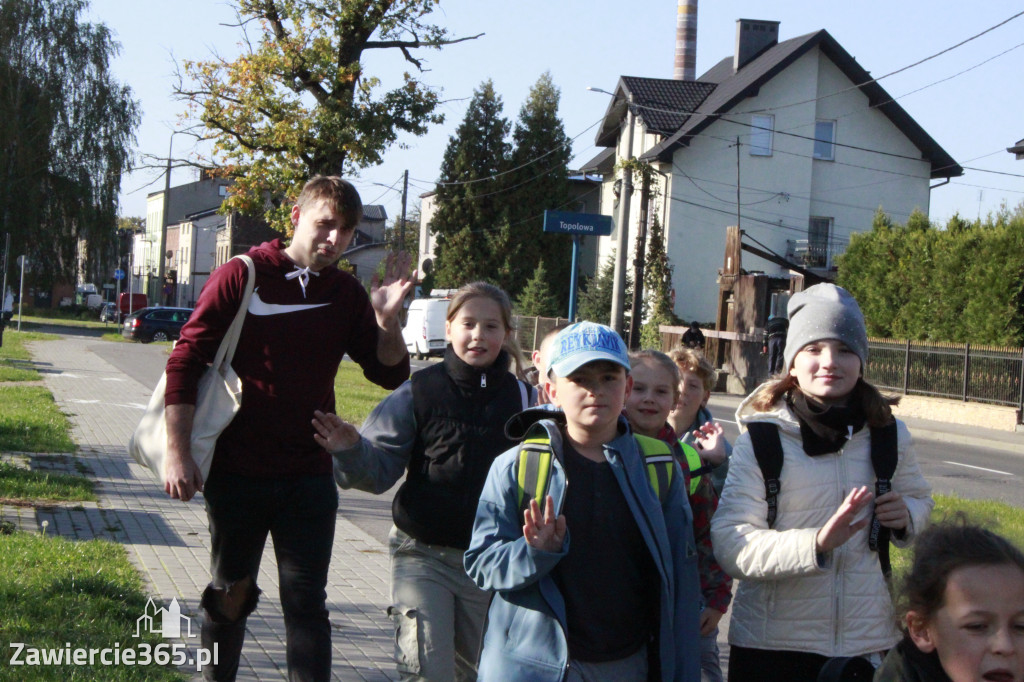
[{"xmin": 547, "ymin": 322, "xmax": 631, "ymax": 378}]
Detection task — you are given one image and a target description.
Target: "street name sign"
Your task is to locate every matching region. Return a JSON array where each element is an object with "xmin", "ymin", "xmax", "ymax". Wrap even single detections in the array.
[{"xmin": 542, "ymin": 210, "xmax": 612, "ymax": 236}]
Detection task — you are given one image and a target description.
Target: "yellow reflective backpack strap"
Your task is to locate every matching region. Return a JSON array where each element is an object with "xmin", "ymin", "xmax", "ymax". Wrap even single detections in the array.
[
  {"xmin": 515, "ymin": 431, "xmax": 554, "ymax": 517},
  {"xmin": 679, "ymin": 441, "xmax": 703, "ymax": 496},
  {"xmin": 634, "ymin": 434, "xmax": 675, "ymax": 504}
]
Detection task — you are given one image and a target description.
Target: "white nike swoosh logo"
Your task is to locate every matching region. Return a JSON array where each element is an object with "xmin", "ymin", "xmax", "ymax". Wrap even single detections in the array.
[{"xmin": 247, "ymin": 289, "xmax": 331, "ymax": 316}]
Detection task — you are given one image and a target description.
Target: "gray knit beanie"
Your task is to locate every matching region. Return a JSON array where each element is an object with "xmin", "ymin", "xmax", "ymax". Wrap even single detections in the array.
[{"xmin": 783, "ymin": 283, "xmax": 868, "ymax": 372}]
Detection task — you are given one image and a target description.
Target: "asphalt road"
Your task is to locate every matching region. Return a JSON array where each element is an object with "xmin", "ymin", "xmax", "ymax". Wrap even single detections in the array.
[{"xmin": 85, "ymin": 336, "xmax": 1024, "ymax": 545}]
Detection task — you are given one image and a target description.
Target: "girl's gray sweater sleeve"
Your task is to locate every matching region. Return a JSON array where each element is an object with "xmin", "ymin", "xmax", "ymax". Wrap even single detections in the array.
[{"xmin": 332, "ymin": 380, "xmax": 416, "ymax": 494}]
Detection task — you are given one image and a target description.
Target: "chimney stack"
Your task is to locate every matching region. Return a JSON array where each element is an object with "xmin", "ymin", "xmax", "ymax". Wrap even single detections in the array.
[
  {"xmin": 674, "ymin": 0, "xmax": 697, "ymax": 80},
  {"xmin": 734, "ymin": 19, "xmax": 779, "ymax": 72}
]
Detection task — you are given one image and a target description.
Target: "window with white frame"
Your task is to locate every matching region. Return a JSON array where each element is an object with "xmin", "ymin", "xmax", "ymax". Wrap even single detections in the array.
[
  {"xmin": 813, "ymin": 120, "xmax": 836, "ymax": 160},
  {"xmin": 749, "ymin": 114, "xmax": 774, "ymax": 156}
]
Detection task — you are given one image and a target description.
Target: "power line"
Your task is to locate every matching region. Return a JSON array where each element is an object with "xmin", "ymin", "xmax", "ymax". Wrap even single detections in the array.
[
  {"xmin": 730, "ymin": 8, "xmax": 1024, "ymax": 116},
  {"xmin": 411, "ymin": 116, "xmax": 604, "ymax": 188}
]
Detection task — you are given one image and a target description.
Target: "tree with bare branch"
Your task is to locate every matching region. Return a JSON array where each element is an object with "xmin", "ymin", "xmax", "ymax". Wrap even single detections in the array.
[{"xmin": 175, "ymin": 0, "xmax": 480, "ymax": 231}]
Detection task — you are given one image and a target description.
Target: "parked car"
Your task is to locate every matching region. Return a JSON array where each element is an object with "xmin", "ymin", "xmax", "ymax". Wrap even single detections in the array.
[
  {"xmin": 122, "ymin": 307, "xmax": 193, "ymax": 343},
  {"xmin": 118, "ymin": 292, "xmax": 148, "ymax": 320},
  {"xmin": 99, "ymin": 302, "xmax": 119, "ymax": 323},
  {"xmin": 401, "ymin": 297, "xmax": 450, "ymax": 360}
]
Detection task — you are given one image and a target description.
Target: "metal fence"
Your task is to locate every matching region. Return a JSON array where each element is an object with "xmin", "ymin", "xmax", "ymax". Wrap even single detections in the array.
[
  {"xmin": 512, "ymin": 315, "xmax": 571, "ymax": 356},
  {"xmin": 864, "ymin": 338, "xmax": 1024, "ymax": 410},
  {"xmin": 515, "ymin": 316, "xmax": 1024, "ymax": 421}
]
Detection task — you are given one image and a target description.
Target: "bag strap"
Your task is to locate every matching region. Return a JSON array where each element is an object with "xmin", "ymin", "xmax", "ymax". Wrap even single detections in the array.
[
  {"xmin": 516, "ymin": 427, "xmax": 555, "ymax": 517},
  {"xmin": 747, "ymin": 422, "xmax": 784, "ymax": 528},
  {"xmin": 634, "ymin": 434, "xmax": 675, "ymax": 504},
  {"xmin": 211, "ymin": 255, "xmax": 255, "ymax": 373},
  {"xmin": 868, "ymin": 421, "xmax": 899, "ymax": 579},
  {"xmin": 514, "ymin": 427, "xmax": 676, "ymax": 518}
]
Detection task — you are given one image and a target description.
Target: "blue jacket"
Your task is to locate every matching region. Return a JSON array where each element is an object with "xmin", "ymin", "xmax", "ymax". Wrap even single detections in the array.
[{"xmin": 464, "ymin": 415, "xmax": 702, "ymax": 682}]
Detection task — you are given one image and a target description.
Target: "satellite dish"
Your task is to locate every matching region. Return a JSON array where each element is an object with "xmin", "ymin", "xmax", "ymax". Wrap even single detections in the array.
[{"xmin": 166, "ymin": 250, "xmax": 173, "ymax": 260}]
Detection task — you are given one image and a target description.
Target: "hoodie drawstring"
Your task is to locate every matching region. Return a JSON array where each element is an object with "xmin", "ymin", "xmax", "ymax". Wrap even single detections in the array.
[{"xmin": 284, "ymin": 265, "xmax": 319, "ymax": 298}]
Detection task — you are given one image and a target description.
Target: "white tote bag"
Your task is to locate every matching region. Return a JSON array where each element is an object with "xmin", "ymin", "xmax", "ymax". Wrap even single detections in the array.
[{"xmin": 128, "ymin": 255, "xmax": 255, "ymax": 483}]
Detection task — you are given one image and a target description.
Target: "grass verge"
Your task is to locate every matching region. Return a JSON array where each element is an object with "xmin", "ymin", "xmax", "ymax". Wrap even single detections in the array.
[
  {"xmin": 0, "ymin": 531, "xmax": 187, "ymax": 681},
  {"xmin": 0, "ymin": 330, "xmax": 57, "ymax": 381},
  {"xmin": 891, "ymin": 493, "xmax": 1024, "ymax": 579},
  {"xmin": 332, "ymin": 360, "xmax": 397, "ymax": 424},
  {"xmin": 0, "ymin": 461, "xmax": 95, "ymax": 503},
  {"xmin": 0, "ymin": 386, "xmax": 76, "ymax": 452}
]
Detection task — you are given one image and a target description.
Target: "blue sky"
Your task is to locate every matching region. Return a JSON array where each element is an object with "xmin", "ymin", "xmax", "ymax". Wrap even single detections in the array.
[{"xmin": 89, "ymin": 0, "xmax": 1024, "ymax": 227}]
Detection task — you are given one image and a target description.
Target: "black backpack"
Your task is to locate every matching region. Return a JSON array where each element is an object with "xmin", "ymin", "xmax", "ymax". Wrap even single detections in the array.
[{"xmin": 746, "ymin": 421, "xmax": 899, "ymax": 578}]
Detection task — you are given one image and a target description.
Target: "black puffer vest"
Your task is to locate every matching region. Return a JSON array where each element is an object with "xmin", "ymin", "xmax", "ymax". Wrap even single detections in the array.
[{"xmin": 392, "ymin": 345, "xmax": 528, "ymax": 549}]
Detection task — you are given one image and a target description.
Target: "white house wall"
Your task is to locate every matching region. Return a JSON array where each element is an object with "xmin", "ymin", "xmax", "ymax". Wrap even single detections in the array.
[
  {"xmin": 665, "ymin": 46, "xmax": 932, "ymax": 322},
  {"xmin": 594, "ymin": 115, "xmax": 670, "ymax": 292}
]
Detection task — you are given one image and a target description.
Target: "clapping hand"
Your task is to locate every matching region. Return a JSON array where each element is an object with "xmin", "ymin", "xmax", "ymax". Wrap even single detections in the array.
[
  {"xmin": 523, "ymin": 495, "xmax": 566, "ymax": 553},
  {"xmin": 815, "ymin": 486, "xmax": 874, "ymax": 553},
  {"xmin": 312, "ymin": 410, "xmax": 360, "ymax": 453}
]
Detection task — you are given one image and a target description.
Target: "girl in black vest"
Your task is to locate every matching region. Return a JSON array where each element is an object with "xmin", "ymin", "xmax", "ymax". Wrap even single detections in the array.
[{"xmin": 314, "ymin": 281, "xmax": 533, "ymax": 682}]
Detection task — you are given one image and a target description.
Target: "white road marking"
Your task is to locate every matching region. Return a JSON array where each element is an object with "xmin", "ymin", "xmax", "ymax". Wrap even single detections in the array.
[
  {"xmin": 943, "ymin": 460, "xmax": 1013, "ymax": 476},
  {"xmin": 68, "ymin": 399, "xmax": 100, "ymax": 404}
]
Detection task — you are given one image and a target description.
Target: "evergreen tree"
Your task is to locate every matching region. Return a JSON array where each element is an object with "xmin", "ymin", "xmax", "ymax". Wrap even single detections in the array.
[
  {"xmin": 578, "ymin": 252, "xmax": 631, "ymax": 325},
  {"xmin": 431, "ymin": 80, "xmax": 510, "ymax": 287},
  {"xmin": 641, "ymin": 214, "xmax": 680, "ymax": 349},
  {"xmin": 492, "ymin": 72, "xmax": 573, "ymax": 306},
  {"xmin": 515, "ymin": 261, "xmax": 560, "ymax": 317}
]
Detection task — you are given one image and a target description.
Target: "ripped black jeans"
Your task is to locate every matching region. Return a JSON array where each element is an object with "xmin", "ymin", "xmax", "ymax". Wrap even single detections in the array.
[{"xmin": 201, "ymin": 471, "xmax": 338, "ymax": 682}]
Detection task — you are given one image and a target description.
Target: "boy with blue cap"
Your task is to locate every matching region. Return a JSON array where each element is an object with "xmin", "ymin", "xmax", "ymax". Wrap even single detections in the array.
[{"xmin": 464, "ymin": 321, "xmax": 702, "ymax": 681}]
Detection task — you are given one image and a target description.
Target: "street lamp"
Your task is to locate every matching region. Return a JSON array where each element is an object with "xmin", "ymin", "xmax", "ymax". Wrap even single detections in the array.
[{"xmin": 588, "ymin": 85, "xmax": 634, "ymax": 338}]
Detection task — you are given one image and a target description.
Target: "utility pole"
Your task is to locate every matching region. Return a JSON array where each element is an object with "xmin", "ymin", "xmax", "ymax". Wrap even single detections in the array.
[
  {"xmin": 157, "ymin": 132, "xmax": 178, "ymax": 306},
  {"xmin": 627, "ymin": 170, "xmax": 651, "ymax": 349},
  {"xmin": 735, "ymin": 136, "xmax": 741, "ymax": 231},
  {"xmin": 611, "ymin": 99, "xmax": 635, "ymax": 337},
  {"xmin": 400, "ymin": 170, "xmax": 409, "ymax": 253}
]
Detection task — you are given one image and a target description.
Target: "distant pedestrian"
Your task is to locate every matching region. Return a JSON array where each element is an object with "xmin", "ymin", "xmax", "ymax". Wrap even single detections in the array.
[
  {"xmin": 682, "ymin": 320, "xmax": 705, "ymax": 350},
  {"xmin": 763, "ymin": 313, "xmax": 789, "ymax": 375}
]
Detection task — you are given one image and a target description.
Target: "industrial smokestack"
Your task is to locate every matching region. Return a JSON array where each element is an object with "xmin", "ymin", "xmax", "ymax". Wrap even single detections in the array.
[{"xmin": 674, "ymin": 0, "xmax": 697, "ymax": 80}]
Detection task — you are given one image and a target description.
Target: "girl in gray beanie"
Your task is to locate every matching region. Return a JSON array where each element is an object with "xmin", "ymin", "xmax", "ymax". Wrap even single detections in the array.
[{"xmin": 710, "ymin": 284, "xmax": 934, "ymax": 682}]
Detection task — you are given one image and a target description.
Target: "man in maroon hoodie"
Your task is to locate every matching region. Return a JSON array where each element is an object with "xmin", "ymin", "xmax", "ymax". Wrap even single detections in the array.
[{"xmin": 163, "ymin": 176, "xmax": 412, "ymax": 681}]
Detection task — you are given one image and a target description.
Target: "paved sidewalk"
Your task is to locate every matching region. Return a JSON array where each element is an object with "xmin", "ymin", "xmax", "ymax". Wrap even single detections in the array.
[{"xmin": 24, "ymin": 336, "xmax": 398, "ymax": 681}]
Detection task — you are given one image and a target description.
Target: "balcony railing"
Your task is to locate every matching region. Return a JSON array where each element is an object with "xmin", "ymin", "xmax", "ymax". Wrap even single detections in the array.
[{"xmin": 785, "ymin": 239, "xmax": 847, "ymax": 270}]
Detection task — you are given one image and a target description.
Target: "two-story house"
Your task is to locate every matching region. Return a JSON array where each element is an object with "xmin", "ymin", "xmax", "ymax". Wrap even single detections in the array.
[{"xmin": 585, "ymin": 19, "xmax": 962, "ymax": 324}]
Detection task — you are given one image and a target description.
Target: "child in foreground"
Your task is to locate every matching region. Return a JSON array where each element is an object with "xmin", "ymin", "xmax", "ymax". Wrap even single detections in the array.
[
  {"xmin": 711, "ymin": 283, "xmax": 933, "ymax": 682},
  {"xmin": 624, "ymin": 350, "xmax": 732, "ymax": 682},
  {"xmin": 316, "ymin": 281, "xmax": 534, "ymax": 681},
  {"xmin": 874, "ymin": 519, "xmax": 1024, "ymax": 682},
  {"xmin": 464, "ymin": 321, "xmax": 702, "ymax": 682}
]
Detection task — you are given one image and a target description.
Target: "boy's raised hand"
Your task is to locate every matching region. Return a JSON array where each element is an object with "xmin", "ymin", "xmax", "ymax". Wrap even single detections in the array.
[
  {"xmin": 692, "ymin": 421, "xmax": 728, "ymax": 465},
  {"xmin": 523, "ymin": 495, "xmax": 566, "ymax": 553},
  {"xmin": 312, "ymin": 410, "xmax": 360, "ymax": 453}
]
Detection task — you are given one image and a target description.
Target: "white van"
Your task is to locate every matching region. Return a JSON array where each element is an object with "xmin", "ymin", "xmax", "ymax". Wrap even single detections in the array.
[{"xmin": 402, "ymin": 298, "xmax": 450, "ymax": 359}]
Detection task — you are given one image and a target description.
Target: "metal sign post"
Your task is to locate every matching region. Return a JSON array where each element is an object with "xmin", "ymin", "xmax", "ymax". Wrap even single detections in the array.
[{"xmin": 542, "ymin": 211, "xmax": 613, "ymax": 322}]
